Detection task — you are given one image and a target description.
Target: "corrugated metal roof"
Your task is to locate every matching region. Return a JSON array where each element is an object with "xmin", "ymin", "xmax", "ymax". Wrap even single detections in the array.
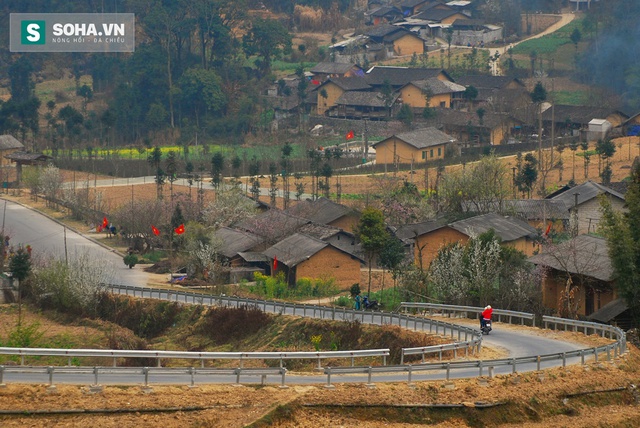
[{"xmin": 528, "ymin": 234, "xmax": 613, "ymax": 281}]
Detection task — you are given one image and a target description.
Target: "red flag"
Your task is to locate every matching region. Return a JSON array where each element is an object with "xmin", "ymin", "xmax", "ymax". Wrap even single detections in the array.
[
  {"xmin": 346, "ymin": 130, "xmax": 355, "ymax": 140},
  {"xmin": 174, "ymin": 224, "xmax": 185, "ymax": 235},
  {"xmin": 102, "ymin": 217, "xmax": 109, "ymax": 228},
  {"xmin": 151, "ymin": 225, "xmax": 160, "ymax": 236},
  {"xmin": 273, "ymin": 256, "xmax": 278, "ymax": 271},
  {"xmin": 544, "ymin": 222, "xmax": 552, "ymax": 236},
  {"xmin": 311, "ymin": 79, "xmax": 320, "ymax": 85}
]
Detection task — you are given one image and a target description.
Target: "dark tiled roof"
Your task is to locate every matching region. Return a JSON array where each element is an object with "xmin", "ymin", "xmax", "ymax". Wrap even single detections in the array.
[
  {"xmin": 606, "ymin": 181, "xmax": 630, "ymax": 195},
  {"xmin": 365, "ymin": 66, "xmax": 448, "ymax": 87},
  {"xmin": 323, "ymin": 77, "xmax": 371, "ymax": 91},
  {"xmin": 298, "ymin": 223, "xmax": 342, "ymax": 240},
  {"xmin": 234, "ymin": 210, "xmax": 310, "ymax": 240},
  {"xmin": 373, "ymin": 127, "xmax": 455, "ymax": 150},
  {"xmin": 549, "ymin": 181, "xmax": 625, "ymax": 207},
  {"xmin": 541, "ymin": 105, "xmax": 628, "ymax": 125},
  {"xmin": 433, "ymin": 108, "xmax": 518, "ymax": 129},
  {"xmin": 407, "ymin": 78, "xmax": 465, "ymax": 95},
  {"xmin": 368, "ymin": 6, "xmax": 402, "ymax": 17},
  {"xmin": 263, "ymin": 233, "xmax": 328, "ymax": 267},
  {"xmin": 455, "ymin": 75, "xmax": 524, "ymax": 90},
  {"xmin": 587, "ymin": 298, "xmax": 629, "ymax": 323},
  {"xmin": 0, "ymin": 135, "xmax": 24, "ymax": 151},
  {"xmin": 363, "ymin": 24, "xmax": 403, "ymax": 38},
  {"xmin": 4, "ymin": 151, "xmax": 51, "ymax": 162},
  {"xmin": 236, "ymin": 252, "xmax": 269, "ymax": 262},
  {"xmin": 286, "ymin": 197, "xmax": 354, "ymax": 225},
  {"xmin": 529, "ymin": 235, "xmax": 613, "ymax": 281},
  {"xmin": 385, "ymin": 28, "xmax": 424, "ymax": 43},
  {"xmin": 336, "ymin": 91, "xmax": 398, "ymax": 107},
  {"xmin": 393, "ymin": 218, "xmax": 447, "ymax": 240},
  {"xmin": 214, "ymin": 227, "xmax": 264, "ymax": 258},
  {"xmin": 449, "ymin": 212, "xmax": 538, "ymax": 241},
  {"xmin": 413, "ymin": 8, "xmax": 459, "ymax": 21},
  {"xmin": 311, "ymin": 62, "xmax": 360, "ymax": 75},
  {"xmin": 400, "ymin": 0, "xmax": 429, "ymax": 8},
  {"xmin": 452, "ymin": 18, "xmax": 486, "ymax": 27}
]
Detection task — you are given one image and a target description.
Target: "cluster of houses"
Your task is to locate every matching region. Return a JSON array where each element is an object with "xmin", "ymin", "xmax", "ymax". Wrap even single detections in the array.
[
  {"xmin": 213, "ymin": 178, "xmax": 631, "ymax": 327},
  {"xmin": 267, "ymin": 63, "xmax": 638, "ymax": 156},
  {"xmin": 332, "ymin": 0, "xmax": 501, "ymax": 63}
]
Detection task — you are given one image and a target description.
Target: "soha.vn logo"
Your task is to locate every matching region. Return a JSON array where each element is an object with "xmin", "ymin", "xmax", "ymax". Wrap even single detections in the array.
[{"xmin": 21, "ymin": 20, "xmax": 45, "ymax": 44}]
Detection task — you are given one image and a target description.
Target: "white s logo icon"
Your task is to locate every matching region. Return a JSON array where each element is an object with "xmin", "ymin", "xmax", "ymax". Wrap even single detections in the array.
[{"xmin": 26, "ymin": 23, "xmax": 41, "ymax": 42}]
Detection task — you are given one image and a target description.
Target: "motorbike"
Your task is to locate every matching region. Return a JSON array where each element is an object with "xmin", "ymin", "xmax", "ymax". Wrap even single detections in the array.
[
  {"xmin": 481, "ymin": 318, "xmax": 492, "ymax": 335},
  {"xmin": 362, "ymin": 296, "xmax": 379, "ymax": 311}
]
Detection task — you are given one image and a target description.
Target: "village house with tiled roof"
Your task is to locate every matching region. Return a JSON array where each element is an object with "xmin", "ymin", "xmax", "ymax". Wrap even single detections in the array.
[
  {"xmin": 426, "ymin": 107, "xmax": 521, "ymax": 146},
  {"xmin": 529, "ymin": 234, "xmax": 618, "ymax": 318},
  {"xmin": 309, "ymin": 62, "xmax": 364, "ymax": 82},
  {"xmin": 263, "ymin": 233, "xmax": 364, "ymax": 287},
  {"xmin": 332, "ymin": 91, "xmax": 400, "ymax": 119},
  {"xmin": 541, "ymin": 105, "xmax": 629, "ymax": 137},
  {"xmin": 372, "ymin": 127, "xmax": 456, "ymax": 164},
  {"xmin": 314, "ymin": 77, "xmax": 372, "ymax": 116},
  {"xmin": 285, "ymin": 197, "xmax": 360, "ymax": 233},
  {"xmin": 364, "ymin": 66, "xmax": 453, "ymax": 88},
  {"xmin": 0, "ymin": 135, "xmax": 25, "ymax": 167},
  {"xmin": 395, "ymin": 212, "xmax": 538, "ymax": 269},
  {"xmin": 366, "ymin": 5, "xmax": 404, "ymax": 26},
  {"xmin": 547, "ymin": 181, "xmax": 626, "ymax": 235},
  {"xmin": 398, "ymin": 77, "xmax": 466, "ymax": 109}
]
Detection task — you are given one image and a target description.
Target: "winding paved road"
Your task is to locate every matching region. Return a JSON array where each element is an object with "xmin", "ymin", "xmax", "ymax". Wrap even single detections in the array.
[{"xmin": 1, "ymin": 199, "xmax": 593, "ymax": 385}]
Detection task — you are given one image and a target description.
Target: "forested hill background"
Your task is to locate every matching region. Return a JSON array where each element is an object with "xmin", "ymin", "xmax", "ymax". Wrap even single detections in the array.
[{"xmin": 0, "ymin": 0, "xmax": 639, "ymax": 152}]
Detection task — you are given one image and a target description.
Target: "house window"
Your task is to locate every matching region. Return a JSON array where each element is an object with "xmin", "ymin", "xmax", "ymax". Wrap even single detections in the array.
[
  {"xmin": 422, "ymin": 151, "xmax": 426, "ymax": 160},
  {"xmin": 438, "ymin": 147, "xmax": 442, "ymax": 157},
  {"xmin": 430, "ymin": 149, "xmax": 434, "ymax": 158},
  {"xmin": 440, "ymin": 101, "xmax": 446, "ymax": 108}
]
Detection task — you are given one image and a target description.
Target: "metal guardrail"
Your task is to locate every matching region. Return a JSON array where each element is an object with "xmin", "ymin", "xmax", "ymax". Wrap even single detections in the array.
[
  {"xmin": 0, "ymin": 286, "xmax": 626, "ymax": 387},
  {"xmin": 400, "ymin": 341, "xmax": 479, "ymax": 365},
  {"xmin": 0, "ymin": 347, "xmax": 390, "ymax": 370},
  {"xmin": 0, "ymin": 365, "xmax": 289, "ymax": 388},
  {"xmin": 106, "ymin": 284, "xmax": 482, "ymax": 353},
  {"xmin": 399, "ymin": 302, "xmax": 536, "ymax": 327},
  {"xmin": 542, "ymin": 316, "xmax": 627, "ymax": 354},
  {"xmin": 324, "ymin": 343, "xmax": 624, "ymax": 387}
]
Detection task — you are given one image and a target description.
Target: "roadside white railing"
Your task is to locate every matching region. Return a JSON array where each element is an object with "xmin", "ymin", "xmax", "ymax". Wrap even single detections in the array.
[
  {"xmin": 0, "ymin": 347, "xmax": 390, "ymax": 370},
  {"xmin": 398, "ymin": 302, "xmax": 536, "ymax": 327},
  {"xmin": 0, "ymin": 287, "xmax": 626, "ymax": 387}
]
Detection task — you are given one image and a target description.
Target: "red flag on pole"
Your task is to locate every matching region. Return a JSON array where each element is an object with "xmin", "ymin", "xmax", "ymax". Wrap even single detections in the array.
[
  {"xmin": 544, "ymin": 222, "xmax": 552, "ymax": 236},
  {"xmin": 174, "ymin": 224, "xmax": 185, "ymax": 235},
  {"xmin": 273, "ymin": 256, "xmax": 278, "ymax": 271},
  {"xmin": 102, "ymin": 217, "xmax": 109, "ymax": 228},
  {"xmin": 346, "ymin": 130, "xmax": 355, "ymax": 140},
  {"xmin": 151, "ymin": 225, "xmax": 161, "ymax": 236}
]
